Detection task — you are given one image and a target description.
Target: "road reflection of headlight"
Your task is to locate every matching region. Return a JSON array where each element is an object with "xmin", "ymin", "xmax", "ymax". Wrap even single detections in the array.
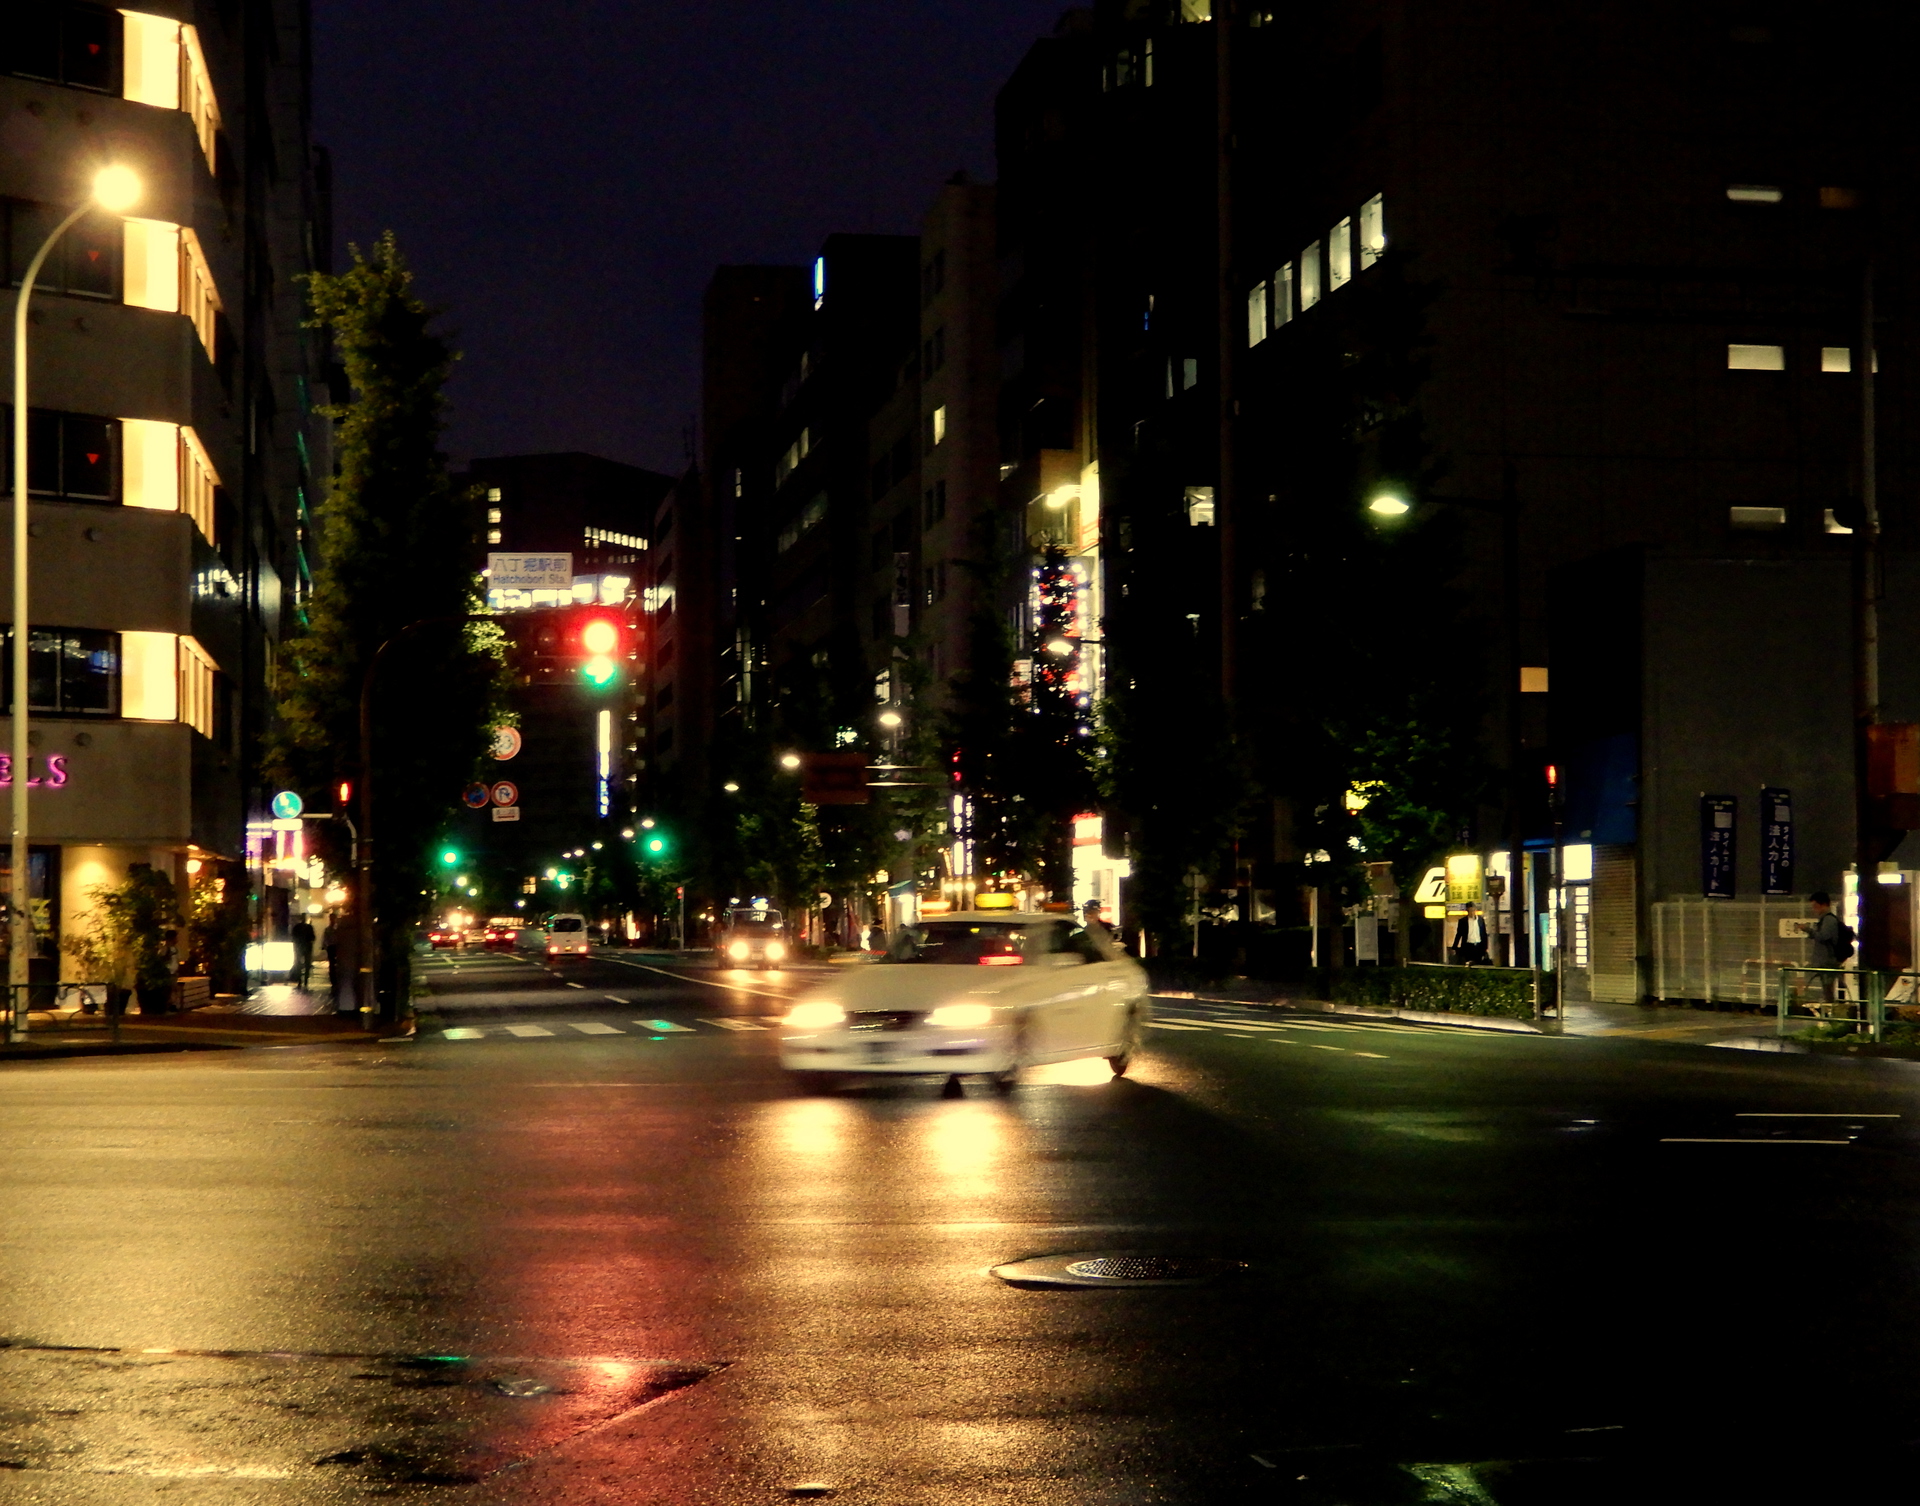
[
  {"xmin": 728, "ymin": 941, "xmax": 751, "ymax": 959},
  {"xmin": 784, "ymin": 1001, "xmax": 846, "ymax": 1029},
  {"xmin": 928, "ymin": 1003, "xmax": 993, "ymax": 1028}
]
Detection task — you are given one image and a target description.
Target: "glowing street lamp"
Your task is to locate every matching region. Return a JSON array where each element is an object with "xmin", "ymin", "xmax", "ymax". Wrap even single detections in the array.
[
  {"xmin": 1368, "ymin": 494, "xmax": 1411, "ymax": 517},
  {"xmin": 9, "ymin": 166, "xmax": 141, "ymax": 1041}
]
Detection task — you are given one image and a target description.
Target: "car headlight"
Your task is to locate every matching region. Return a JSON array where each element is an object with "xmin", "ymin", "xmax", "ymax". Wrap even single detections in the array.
[
  {"xmin": 765, "ymin": 940, "xmax": 787, "ymax": 960},
  {"xmin": 728, "ymin": 940, "xmax": 751, "ymax": 959},
  {"xmin": 784, "ymin": 1001, "xmax": 846, "ymax": 1029},
  {"xmin": 927, "ymin": 1003, "xmax": 993, "ymax": 1028}
]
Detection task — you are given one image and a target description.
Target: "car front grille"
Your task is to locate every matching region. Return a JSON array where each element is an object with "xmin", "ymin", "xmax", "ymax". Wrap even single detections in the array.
[{"xmin": 848, "ymin": 1011, "xmax": 925, "ymax": 1033}]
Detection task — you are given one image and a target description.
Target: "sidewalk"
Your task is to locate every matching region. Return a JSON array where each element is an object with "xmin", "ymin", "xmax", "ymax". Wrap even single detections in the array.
[
  {"xmin": 1, "ymin": 980, "xmax": 381, "ymax": 1062},
  {"xmin": 1151, "ymin": 977, "xmax": 1789, "ymax": 1048}
]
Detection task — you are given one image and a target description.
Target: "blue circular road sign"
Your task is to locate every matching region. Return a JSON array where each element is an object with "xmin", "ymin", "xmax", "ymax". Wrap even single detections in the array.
[{"xmin": 271, "ymin": 790, "xmax": 304, "ymax": 820}]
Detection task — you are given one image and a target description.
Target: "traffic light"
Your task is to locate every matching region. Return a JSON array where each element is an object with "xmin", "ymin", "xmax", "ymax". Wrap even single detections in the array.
[
  {"xmin": 524, "ymin": 607, "xmax": 632, "ymax": 688},
  {"xmin": 642, "ymin": 831, "xmax": 670, "ymax": 859},
  {"xmin": 579, "ymin": 613, "xmax": 621, "ymax": 688},
  {"xmin": 440, "ymin": 847, "xmax": 460, "ymax": 867}
]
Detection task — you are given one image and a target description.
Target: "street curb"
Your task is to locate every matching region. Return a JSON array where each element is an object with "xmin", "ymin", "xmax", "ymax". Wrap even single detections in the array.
[
  {"xmin": 1152, "ymin": 992, "xmax": 1551, "ymax": 1035},
  {"xmin": 0, "ymin": 1040, "xmax": 243, "ymax": 1063}
]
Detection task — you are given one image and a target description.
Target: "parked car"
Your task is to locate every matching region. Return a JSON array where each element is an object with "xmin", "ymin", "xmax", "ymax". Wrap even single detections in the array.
[
  {"xmin": 718, "ymin": 907, "xmax": 789, "ymax": 969},
  {"xmin": 777, "ymin": 912, "xmax": 1148, "ymax": 1091}
]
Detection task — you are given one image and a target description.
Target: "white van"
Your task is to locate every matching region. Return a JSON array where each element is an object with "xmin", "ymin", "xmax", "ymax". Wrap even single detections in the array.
[{"xmin": 518, "ymin": 913, "xmax": 592, "ymax": 960}]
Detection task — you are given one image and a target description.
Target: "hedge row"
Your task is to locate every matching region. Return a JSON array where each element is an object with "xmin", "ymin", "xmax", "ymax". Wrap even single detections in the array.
[{"xmin": 1328, "ymin": 965, "xmax": 1551, "ymax": 1021}]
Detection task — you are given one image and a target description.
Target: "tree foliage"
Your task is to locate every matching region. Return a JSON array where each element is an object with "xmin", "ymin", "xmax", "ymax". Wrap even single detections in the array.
[{"xmin": 270, "ymin": 232, "xmax": 507, "ymax": 999}]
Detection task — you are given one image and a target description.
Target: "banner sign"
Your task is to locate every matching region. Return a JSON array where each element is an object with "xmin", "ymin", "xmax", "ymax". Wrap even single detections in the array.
[
  {"xmin": 487, "ymin": 553, "xmax": 572, "ymax": 590},
  {"xmin": 1761, "ymin": 786, "xmax": 1793, "ymax": 896},
  {"xmin": 1701, "ymin": 795, "xmax": 1737, "ymax": 898}
]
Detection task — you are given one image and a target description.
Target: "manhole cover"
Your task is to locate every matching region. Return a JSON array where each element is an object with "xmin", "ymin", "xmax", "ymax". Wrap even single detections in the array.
[{"xmin": 991, "ymin": 1251, "xmax": 1249, "ymax": 1288}]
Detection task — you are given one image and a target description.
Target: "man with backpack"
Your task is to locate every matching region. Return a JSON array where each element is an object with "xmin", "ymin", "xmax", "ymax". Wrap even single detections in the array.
[{"xmin": 1809, "ymin": 891, "xmax": 1853, "ymax": 1004}]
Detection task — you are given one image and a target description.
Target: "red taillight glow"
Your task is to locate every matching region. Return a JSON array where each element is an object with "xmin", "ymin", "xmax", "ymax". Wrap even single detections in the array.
[{"xmin": 978, "ymin": 955, "xmax": 1024, "ymax": 967}]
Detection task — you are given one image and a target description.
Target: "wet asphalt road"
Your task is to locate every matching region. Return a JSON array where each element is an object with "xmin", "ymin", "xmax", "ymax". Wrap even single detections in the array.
[{"xmin": 5, "ymin": 947, "xmax": 1920, "ymax": 1502}]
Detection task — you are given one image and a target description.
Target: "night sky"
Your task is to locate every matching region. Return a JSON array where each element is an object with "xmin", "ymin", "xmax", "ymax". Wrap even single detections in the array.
[{"xmin": 314, "ymin": 1, "xmax": 1069, "ymax": 476}]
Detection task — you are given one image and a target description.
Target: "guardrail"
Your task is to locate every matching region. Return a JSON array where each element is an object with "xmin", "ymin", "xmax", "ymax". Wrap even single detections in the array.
[
  {"xmin": 6, "ymin": 979, "xmax": 118, "ymax": 1044},
  {"xmin": 1776, "ymin": 966, "xmax": 1883, "ymax": 1043}
]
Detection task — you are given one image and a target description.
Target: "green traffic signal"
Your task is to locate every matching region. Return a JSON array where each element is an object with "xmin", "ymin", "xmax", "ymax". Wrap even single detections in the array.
[
  {"xmin": 644, "ymin": 835, "xmax": 668, "ymax": 857},
  {"xmin": 440, "ymin": 849, "xmax": 460, "ymax": 866}
]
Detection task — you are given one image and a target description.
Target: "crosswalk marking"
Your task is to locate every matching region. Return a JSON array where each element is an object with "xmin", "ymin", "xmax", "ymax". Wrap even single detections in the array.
[
  {"xmin": 569, "ymin": 1022, "xmax": 623, "ymax": 1035},
  {"xmin": 504, "ymin": 1025, "xmax": 555, "ymax": 1038},
  {"xmin": 443, "ymin": 1028, "xmax": 484, "ymax": 1040},
  {"xmin": 702, "ymin": 1018, "xmax": 767, "ymax": 1031},
  {"xmin": 638, "ymin": 1019, "xmax": 694, "ymax": 1032}
]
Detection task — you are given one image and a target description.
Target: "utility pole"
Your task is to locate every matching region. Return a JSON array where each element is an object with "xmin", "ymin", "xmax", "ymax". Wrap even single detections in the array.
[{"xmin": 1854, "ymin": 260, "xmax": 1887, "ymax": 970}]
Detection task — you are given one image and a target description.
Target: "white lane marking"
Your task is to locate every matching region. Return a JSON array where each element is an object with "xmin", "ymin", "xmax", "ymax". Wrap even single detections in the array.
[
  {"xmin": 504, "ymin": 1025, "xmax": 556, "ymax": 1038},
  {"xmin": 1306, "ymin": 1044, "xmax": 1345, "ymax": 1053},
  {"xmin": 1736, "ymin": 1112, "xmax": 1899, "ymax": 1119},
  {"xmin": 442, "ymin": 1028, "xmax": 484, "ymax": 1040},
  {"xmin": 601, "ymin": 955, "xmax": 799, "ymax": 1001},
  {"xmin": 564, "ymin": 982, "xmax": 587, "ymax": 989},
  {"xmin": 702, "ymin": 1018, "xmax": 767, "ymax": 1031},
  {"xmin": 1146, "ymin": 1022, "xmax": 1212, "ymax": 1032},
  {"xmin": 605, "ymin": 994, "xmax": 630, "ymax": 1004},
  {"xmin": 637, "ymin": 1019, "xmax": 694, "ymax": 1032},
  {"xmin": 1352, "ymin": 1051, "xmax": 1390, "ymax": 1058},
  {"xmin": 569, "ymin": 1023, "xmax": 623, "ymax": 1035},
  {"xmin": 1660, "ymin": 1137, "xmax": 1851, "ymax": 1146}
]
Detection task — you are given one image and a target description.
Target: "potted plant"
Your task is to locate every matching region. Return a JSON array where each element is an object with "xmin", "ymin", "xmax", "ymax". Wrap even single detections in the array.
[{"xmin": 60, "ymin": 866, "xmax": 180, "ymax": 1015}]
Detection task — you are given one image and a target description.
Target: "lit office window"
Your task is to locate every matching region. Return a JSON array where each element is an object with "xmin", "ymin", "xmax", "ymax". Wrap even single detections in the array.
[
  {"xmin": 178, "ymin": 637, "xmax": 217, "ymax": 738},
  {"xmin": 813, "ymin": 255, "xmax": 826, "ymax": 310},
  {"xmin": 1182, "ymin": 358, "xmax": 1198, "ymax": 390},
  {"xmin": 179, "ymin": 427, "xmax": 219, "ymax": 541},
  {"xmin": 1821, "ymin": 347, "xmax": 1852, "ymax": 373},
  {"xmin": 1328, "ymin": 217, "xmax": 1352, "ymax": 291},
  {"xmin": 122, "ymin": 218, "xmax": 181, "ymax": 311},
  {"xmin": 120, "ymin": 11, "xmax": 180, "ymax": 109},
  {"xmin": 1359, "ymin": 194, "xmax": 1386, "ymax": 268},
  {"xmin": 119, "ymin": 631, "xmax": 177, "ymax": 720},
  {"xmin": 1247, "ymin": 281, "xmax": 1268, "ymax": 346},
  {"xmin": 1299, "ymin": 242, "xmax": 1322, "ymax": 310},
  {"xmin": 1181, "ymin": 0, "xmax": 1213, "ymax": 17},
  {"xmin": 1274, "ymin": 262, "xmax": 1293, "ymax": 327},
  {"xmin": 1726, "ymin": 184, "xmax": 1782, "ymax": 204},
  {"xmin": 1185, "ymin": 487, "xmax": 1216, "ymax": 526},
  {"xmin": 487, "ymin": 487, "xmax": 502, "ymax": 502},
  {"xmin": 179, "ymin": 227, "xmax": 222, "ymax": 363},
  {"xmin": 487, "ymin": 529, "xmax": 502, "ymax": 544},
  {"xmin": 119, "ymin": 418, "xmax": 177, "ymax": 512},
  {"xmin": 1727, "ymin": 343, "xmax": 1785, "ymax": 370},
  {"xmin": 180, "ymin": 25, "xmax": 221, "ymax": 173},
  {"xmin": 487, "ymin": 507, "xmax": 502, "ymax": 523},
  {"xmin": 929, "ymin": 405, "xmax": 947, "ymax": 447}
]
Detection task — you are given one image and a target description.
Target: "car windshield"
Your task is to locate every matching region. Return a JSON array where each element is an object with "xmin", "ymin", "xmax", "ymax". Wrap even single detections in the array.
[
  {"xmin": 727, "ymin": 912, "xmax": 781, "ymax": 930},
  {"xmin": 884, "ymin": 922, "xmax": 1039, "ymax": 964},
  {"xmin": 549, "ymin": 917, "xmax": 585, "ymax": 933}
]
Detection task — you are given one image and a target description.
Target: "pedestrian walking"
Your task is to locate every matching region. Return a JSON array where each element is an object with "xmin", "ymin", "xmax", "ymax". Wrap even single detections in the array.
[
  {"xmin": 290, "ymin": 917, "xmax": 316, "ymax": 991},
  {"xmin": 1807, "ymin": 891, "xmax": 1851, "ymax": 1004},
  {"xmin": 1451, "ymin": 903, "xmax": 1490, "ymax": 966}
]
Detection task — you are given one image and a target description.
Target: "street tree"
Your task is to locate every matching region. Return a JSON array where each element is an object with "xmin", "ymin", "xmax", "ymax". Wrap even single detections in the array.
[{"xmin": 269, "ymin": 232, "xmax": 509, "ymax": 1010}]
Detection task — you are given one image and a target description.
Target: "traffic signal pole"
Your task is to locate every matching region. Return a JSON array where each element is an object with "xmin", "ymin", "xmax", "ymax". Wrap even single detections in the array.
[{"xmin": 356, "ymin": 615, "xmax": 490, "ymax": 1025}]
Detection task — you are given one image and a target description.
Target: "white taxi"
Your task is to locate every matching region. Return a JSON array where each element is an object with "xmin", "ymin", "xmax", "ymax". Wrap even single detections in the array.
[{"xmin": 778, "ymin": 912, "xmax": 1149, "ymax": 1090}]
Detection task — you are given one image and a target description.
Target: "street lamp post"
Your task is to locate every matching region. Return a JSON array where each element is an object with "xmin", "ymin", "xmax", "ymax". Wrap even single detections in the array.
[{"xmin": 8, "ymin": 166, "xmax": 140, "ymax": 1042}]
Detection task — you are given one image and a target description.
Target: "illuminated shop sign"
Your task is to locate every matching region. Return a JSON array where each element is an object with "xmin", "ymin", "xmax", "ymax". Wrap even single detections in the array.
[{"xmin": 0, "ymin": 755, "xmax": 69, "ymax": 787}]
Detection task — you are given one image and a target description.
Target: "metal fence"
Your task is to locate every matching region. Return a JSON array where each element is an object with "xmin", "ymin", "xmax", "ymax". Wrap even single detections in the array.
[
  {"xmin": 1777, "ymin": 966, "xmax": 1879, "ymax": 1042},
  {"xmin": 1650, "ymin": 896, "xmax": 1814, "ymax": 1005}
]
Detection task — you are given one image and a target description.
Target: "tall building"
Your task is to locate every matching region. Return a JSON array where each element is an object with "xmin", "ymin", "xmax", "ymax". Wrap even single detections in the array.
[
  {"xmin": 455, "ymin": 452, "xmax": 670, "ymax": 907},
  {"xmin": 3, "ymin": 1, "xmax": 330, "ymax": 983},
  {"xmin": 1074, "ymin": 0, "xmax": 1916, "ymax": 993}
]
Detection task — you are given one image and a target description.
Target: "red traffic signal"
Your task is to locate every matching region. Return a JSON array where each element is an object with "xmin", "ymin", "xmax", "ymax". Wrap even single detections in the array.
[{"xmin": 525, "ymin": 607, "xmax": 633, "ymax": 688}]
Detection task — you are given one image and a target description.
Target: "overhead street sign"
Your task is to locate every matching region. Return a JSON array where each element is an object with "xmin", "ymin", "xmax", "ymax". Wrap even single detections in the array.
[{"xmin": 487, "ymin": 553, "xmax": 572, "ymax": 591}]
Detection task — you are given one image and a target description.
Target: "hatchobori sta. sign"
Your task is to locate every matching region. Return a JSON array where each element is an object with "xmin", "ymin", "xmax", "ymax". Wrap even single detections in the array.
[{"xmin": 0, "ymin": 755, "xmax": 69, "ymax": 787}]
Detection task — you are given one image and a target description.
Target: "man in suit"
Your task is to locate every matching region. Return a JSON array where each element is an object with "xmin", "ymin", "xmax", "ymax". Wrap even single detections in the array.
[{"xmin": 1452, "ymin": 903, "xmax": 1490, "ymax": 966}]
